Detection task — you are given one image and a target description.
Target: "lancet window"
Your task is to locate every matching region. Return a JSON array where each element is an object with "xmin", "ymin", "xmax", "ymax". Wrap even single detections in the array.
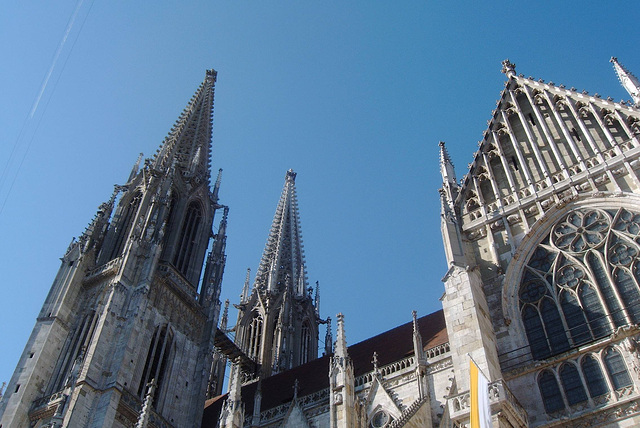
[
  {"xmin": 51, "ymin": 310, "xmax": 98, "ymax": 392},
  {"xmin": 109, "ymin": 192, "xmax": 142, "ymax": 260},
  {"xmin": 537, "ymin": 348, "xmax": 632, "ymax": 414},
  {"xmin": 138, "ymin": 324, "xmax": 174, "ymax": 406},
  {"xmin": 519, "ymin": 208, "xmax": 640, "ymax": 360},
  {"xmin": 173, "ymin": 201, "xmax": 202, "ymax": 277},
  {"xmin": 245, "ymin": 312, "xmax": 263, "ymax": 360},
  {"xmin": 300, "ymin": 322, "xmax": 311, "ymax": 365}
]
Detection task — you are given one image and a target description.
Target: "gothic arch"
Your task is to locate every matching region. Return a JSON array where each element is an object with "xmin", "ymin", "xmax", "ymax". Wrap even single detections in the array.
[
  {"xmin": 502, "ymin": 194, "xmax": 640, "ymax": 358},
  {"xmin": 173, "ymin": 199, "xmax": 204, "ymax": 278}
]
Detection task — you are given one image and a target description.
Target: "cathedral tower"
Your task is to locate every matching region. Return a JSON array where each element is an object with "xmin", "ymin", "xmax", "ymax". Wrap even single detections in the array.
[
  {"xmin": 234, "ymin": 170, "xmax": 322, "ymax": 379},
  {"xmin": 0, "ymin": 69, "xmax": 225, "ymax": 427}
]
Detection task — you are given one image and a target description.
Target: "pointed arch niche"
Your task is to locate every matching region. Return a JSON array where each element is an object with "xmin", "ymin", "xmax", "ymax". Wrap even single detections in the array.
[
  {"xmin": 503, "ymin": 196, "xmax": 640, "ymax": 361},
  {"xmin": 173, "ymin": 200, "xmax": 203, "ymax": 278}
]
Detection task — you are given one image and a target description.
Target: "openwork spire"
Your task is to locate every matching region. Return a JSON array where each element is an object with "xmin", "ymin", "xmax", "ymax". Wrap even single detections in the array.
[
  {"xmin": 153, "ymin": 69, "xmax": 217, "ymax": 181},
  {"xmin": 611, "ymin": 57, "xmax": 640, "ymax": 106},
  {"xmin": 254, "ymin": 169, "xmax": 308, "ymax": 296}
]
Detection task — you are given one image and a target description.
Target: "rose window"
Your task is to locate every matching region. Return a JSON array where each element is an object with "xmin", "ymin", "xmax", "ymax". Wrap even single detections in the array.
[{"xmin": 551, "ymin": 209, "xmax": 610, "ymax": 252}]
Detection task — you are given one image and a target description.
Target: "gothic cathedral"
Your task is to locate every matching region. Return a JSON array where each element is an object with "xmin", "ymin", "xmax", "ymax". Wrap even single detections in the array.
[{"xmin": 5, "ymin": 57, "xmax": 640, "ymax": 428}]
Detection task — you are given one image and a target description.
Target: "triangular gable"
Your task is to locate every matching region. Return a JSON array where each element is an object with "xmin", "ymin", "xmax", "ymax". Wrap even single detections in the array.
[
  {"xmin": 281, "ymin": 400, "xmax": 311, "ymax": 428},
  {"xmin": 365, "ymin": 375, "xmax": 403, "ymax": 422}
]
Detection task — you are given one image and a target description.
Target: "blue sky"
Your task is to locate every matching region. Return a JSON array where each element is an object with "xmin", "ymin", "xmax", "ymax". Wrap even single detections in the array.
[{"xmin": 1, "ymin": 1, "xmax": 639, "ymax": 388}]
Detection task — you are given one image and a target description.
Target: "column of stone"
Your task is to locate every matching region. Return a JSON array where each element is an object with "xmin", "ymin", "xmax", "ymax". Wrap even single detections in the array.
[
  {"xmin": 508, "ymin": 90, "xmax": 552, "ymax": 189},
  {"xmin": 522, "ymin": 86, "xmax": 569, "ymax": 181},
  {"xmin": 481, "ymin": 151, "xmax": 521, "ymax": 253},
  {"xmin": 473, "ymin": 174, "xmax": 500, "ymax": 266},
  {"xmin": 614, "ymin": 108, "xmax": 638, "ymax": 146},
  {"xmin": 500, "ymin": 110, "xmax": 536, "ymax": 194},
  {"xmin": 564, "ymin": 100, "xmax": 617, "ymax": 191},
  {"xmin": 542, "ymin": 92, "xmax": 589, "ymax": 174},
  {"xmin": 591, "ymin": 103, "xmax": 640, "ymax": 188}
]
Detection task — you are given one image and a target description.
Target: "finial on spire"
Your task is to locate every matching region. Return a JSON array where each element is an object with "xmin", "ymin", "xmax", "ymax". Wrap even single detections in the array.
[
  {"xmin": 439, "ymin": 141, "xmax": 457, "ymax": 185},
  {"xmin": 220, "ymin": 299, "xmax": 229, "ymax": 330},
  {"xmin": 324, "ymin": 316, "xmax": 333, "ymax": 356},
  {"xmin": 314, "ymin": 281, "xmax": 320, "ymax": 315},
  {"xmin": 240, "ymin": 268, "xmax": 251, "ymax": 303},
  {"xmin": 212, "ymin": 168, "xmax": 223, "ymax": 203},
  {"xmin": 128, "ymin": 153, "xmax": 144, "ymax": 183},
  {"xmin": 293, "ymin": 379, "xmax": 299, "ymax": 400},
  {"xmin": 611, "ymin": 57, "xmax": 640, "ymax": 106},
  {"xmin": 501, "ymin": 59, "xmax": 516, "ymax": 78},
  {"xmin": 135, "ymin": 378, "xmax": 157, "ymax": 428},
  {"xmin": 372, "ymin": 351, "xmax": 379, "ymax": 374},
  {"xmin": 286, "ymin": 169, "xmax": 297, "ymax": 182}
]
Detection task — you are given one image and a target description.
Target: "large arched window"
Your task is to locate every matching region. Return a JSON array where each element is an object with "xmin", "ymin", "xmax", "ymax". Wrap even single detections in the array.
[
  {"xmin": 245, "ymin": 312, "xmax": 263, "ymax": 360},
  {"xmin": 520, "ymin": 208, "xmax": 640, "ymax": 359},
  {"xmin": 110, "ymin": 192, "xmax": 142, "ymax": 260},
  {"xmin": 138, "ymin": 324, "xmax": 174, "ymax": 407},
  {"xmin": 581, "ymin": 355, "xmax": 608, "ymax": 398},
  {"xmin": 173, "ymin": 201, "xmax": 202, "ymax": 277}
]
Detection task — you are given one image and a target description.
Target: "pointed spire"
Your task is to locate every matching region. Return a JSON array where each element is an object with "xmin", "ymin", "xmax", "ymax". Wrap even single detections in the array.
[
  {"xmin": 212, "ymin": 168, "xmax": 223, "ymax": 204},
  {"xmin": 135, "ymin": 379, "xmax": 157, "ymax": 428},
  {"xmin": 153, "ymin": 69, "xmax": 217, "ymax": 181},
  {"xmin": 439, "ymin": 141, "xmax": 457, "ymax": 186},
  {"xmin": 128, "ymin": 153, "xmax": 144, "ymax": 183},
  {"xmin": 255, "ymin": 169, "xmax": 307, "ymax": 295},
  {"xmin": 220, "ymin": 299, "xmax": 230, "ymax": 331},
  {"xmin": 240, "ymin": 268, "xmax": 251, "ymax": 303},
  {"xmin": 335, "ymin": 313, "xmax": 348, "ymax": 359},
  {"xmin": 611, "ymin": 57, "xmax": 640, "ymax": 106},
  {"xmin": 314, "ymin": 281, "xmax": 320, "ymax": 315},
  {"xmin": 412, "ymin": 310, "xmax": 425, "ymax": 360},
  {"xmin": 324, "ymin": 317, "xmax": 333, "ymax": 356}
]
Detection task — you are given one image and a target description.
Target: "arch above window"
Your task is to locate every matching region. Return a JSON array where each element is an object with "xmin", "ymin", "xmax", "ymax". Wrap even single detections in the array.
[{"xmin": 517, "ymin": 207, "xmax": 640, "ymax": 359}]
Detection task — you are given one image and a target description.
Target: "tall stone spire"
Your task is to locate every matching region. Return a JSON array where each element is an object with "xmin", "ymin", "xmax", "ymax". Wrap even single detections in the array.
[
  {"xmin": 255, "ymin": 169, "xmax": 307, "ymax": 296},
  {"xmin": 611, "ymin": 57, "xmax": 640, "ymax": 106},
  {"xmin": 153, "ymin": 69, "xmax": 217, "ymax": 182},
  {"xmin": 234, "ymin": 170, "xmax": 321, "ymax": 378}
]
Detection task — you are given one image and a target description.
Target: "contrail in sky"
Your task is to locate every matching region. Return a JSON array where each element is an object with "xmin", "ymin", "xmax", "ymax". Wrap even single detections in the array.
[{"xmin": 30, "ymin": 0, "xmax": 85, "ymax": 119}]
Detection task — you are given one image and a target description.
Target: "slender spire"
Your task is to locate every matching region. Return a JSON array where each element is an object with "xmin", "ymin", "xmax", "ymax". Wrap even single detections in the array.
[
  {"xmin": 439, "ymin": 141, "xmax": 457, "ymax": 186},
  {"xmin": 254, "ymin": 169, "xmax": 307, "ymax": 295},
  {"xmin": 314, "ymin": 281, "xmax": 320, "ymax": 315},
  {"xmin": 611, "ymin": 57, "xmax": 640, "ymax": 106},
  {"xmin": 240, "ymin": 268, "xmax": 251, "ymax": 303},
  {"xmin": 153, "ymin": 69, "xmax": 217, "ymax": 181},
  {"xmin": 135, "ymin": 379, "xmax": 156, "ymax": 428},
  {"xmin": 335, "ymin": 313, "xmax": 348, "ymax": 359},
  {"xmin": 128, "ymin": 153, "xmax": 144, "ymax": 183},
  {"xmin": 324, "ymin": 317, "xmax": 332, "ymax": 356},
  {"xmin": 212, "ymin": 168, "xmax": 223, "ymax": 204},
  {"xmin": 220, "ymin": 300, "xmax": 229, "ymax": 331},
  {"xmin": 412, "ymin": 310, "xmax": 425, "ymax": 360}
]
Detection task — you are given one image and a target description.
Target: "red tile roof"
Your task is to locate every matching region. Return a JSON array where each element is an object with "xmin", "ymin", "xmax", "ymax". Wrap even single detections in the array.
[{"xmin": 202, "ymin": 309, "xmax": 447, "ymax": 426}]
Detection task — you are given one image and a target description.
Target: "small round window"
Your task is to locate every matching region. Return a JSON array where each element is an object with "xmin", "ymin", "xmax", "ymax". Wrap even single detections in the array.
[{"xmin": 371, "ymin": 410, "xmax": 390, "ymax": 428}]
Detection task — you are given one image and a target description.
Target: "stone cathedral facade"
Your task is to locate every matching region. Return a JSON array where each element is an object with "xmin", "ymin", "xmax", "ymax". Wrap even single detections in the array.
[
  {"xmin": 4, "ymin": 58, "xmax": 640, "ymax": 428},
  {"xmin": 0, "ymin": 69, "xmax": 226, "ymax": 427}
]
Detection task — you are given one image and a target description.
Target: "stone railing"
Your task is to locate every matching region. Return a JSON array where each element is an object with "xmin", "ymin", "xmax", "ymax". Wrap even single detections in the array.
[
  {"xmin": 30, "ymin": 390, "xmax": 67, "ymax": 418},
  {"xmin": 156, "ymin": 262, "xmax": 198, "ymax": 300},
  {"xmin": 83, "ymin": 257, "xmax": 122, "ymax": 284},
  {"xmin": 355, "ymin": 356, "xmax": 415, "ymax": 387},
  {"xmin": 426, "ymin": 342, "xmax": 450, "ymax": 359},
  {"xmin": 256, "ymin": 388, "xmax": 329, "ymax": 425},
  {"xmin": 447, "ymin": 378, "xmax": 528, "ymax": 427}
]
